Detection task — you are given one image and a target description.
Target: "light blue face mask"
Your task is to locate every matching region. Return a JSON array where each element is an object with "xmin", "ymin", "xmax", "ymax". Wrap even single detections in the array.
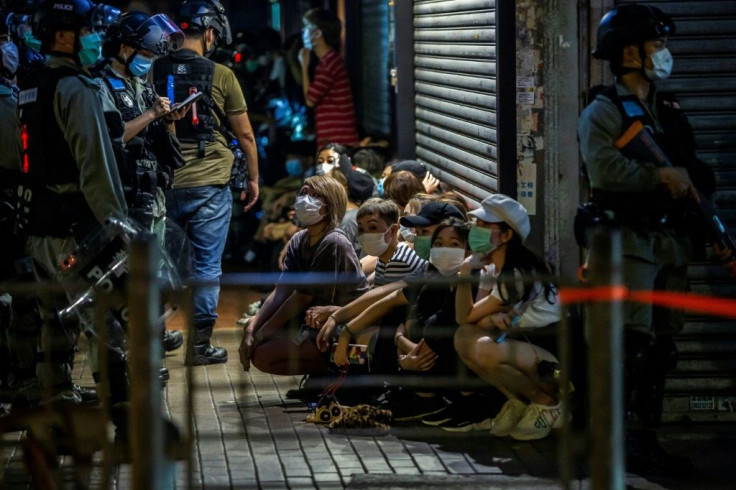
[
  {"xmin": 128, "ymin": 53, "xmax": 153, "ymax": 77},
  {"xmin": 24, "ymin": 33, "xmax": 42, "ymax": 52},
  {"xmin": 375, "ymin": 177, "xmax": 385, "ymax": 197},
  {"xmin": 285, "ymin": 159, "xmax": 302, "ymax": 177},
  {"xmin": 301, "ymin": 27, "xmax": 313, "ymax": 50},
  {"xmin": 78, "ymin": 32, "xmax": 102, "ymax": 67}
]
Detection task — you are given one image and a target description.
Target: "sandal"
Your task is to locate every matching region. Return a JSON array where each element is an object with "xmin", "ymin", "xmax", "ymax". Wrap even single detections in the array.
[{"xmin": 306, "ymin": 394, "xmax": 342, "ymax": 424}]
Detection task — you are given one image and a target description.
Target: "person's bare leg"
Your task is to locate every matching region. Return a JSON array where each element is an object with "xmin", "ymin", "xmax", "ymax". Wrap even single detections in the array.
[
  {"xmin": 251, "ymin": 337, "xmax": 329, "ymax": 375},
  {"xmin": 454, "ymin": 324, "xmax": 558, "ymax": 405}
]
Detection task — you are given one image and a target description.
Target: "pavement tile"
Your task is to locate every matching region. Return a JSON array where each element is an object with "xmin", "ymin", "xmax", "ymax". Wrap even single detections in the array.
[
  {"xmin": 287, "ymin": 476, "xmax": 317, "ymax": 488},
  {"xmin": 312, "ymin": 472, "xmax": 343, "ymax": 484},
  {"xmin": 413, "ymin": 455, "xmax": 446, "ymax": 472}
]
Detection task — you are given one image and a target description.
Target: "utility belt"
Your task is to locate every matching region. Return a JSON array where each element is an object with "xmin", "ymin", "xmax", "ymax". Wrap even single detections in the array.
[
  {"xmin": 18, "ymin": 183, "xmax": 95, "ymax": 240},
  {"xmin": 593, "ymin": 188, "xmax": 675, "ymax": 231},
  {"xmin": 574, "ymin": 196, "xmax": 678, "ymax": 249}
]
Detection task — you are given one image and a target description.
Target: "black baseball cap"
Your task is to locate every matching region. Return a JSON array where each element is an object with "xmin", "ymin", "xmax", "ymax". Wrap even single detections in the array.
[
  {"xmin": 337, "ymin": 153, "xmax": 375, "ymax": 202},
  {"xmin": 391, "ymin": 160, "xmax": 427, "ymax": 179},
  {"xmin": 347, "ymin": 170, "xmax": 375, "ymax": 203},
  {"xmin": 400, "ymin": 202, "xmax": 464, "ymax": 227}
]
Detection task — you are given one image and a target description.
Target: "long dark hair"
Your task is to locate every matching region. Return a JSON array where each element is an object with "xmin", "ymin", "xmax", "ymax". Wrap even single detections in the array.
[{"xmin": 496, "ymin": 222, "xmax": 557, "ymax": 305}]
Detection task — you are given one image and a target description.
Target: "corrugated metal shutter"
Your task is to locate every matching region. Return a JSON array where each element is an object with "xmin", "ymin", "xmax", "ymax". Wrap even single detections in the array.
[
  {"xmin": 616, "ymin": 0, "xmax": 736, "ymax": 423},
  {"xmin": 413, "ymin": 0, "xmax": 507, "ymax": 204},
  {"xmin": 360, "ymin": 0, "xmax": 391, "ymax": 136}
]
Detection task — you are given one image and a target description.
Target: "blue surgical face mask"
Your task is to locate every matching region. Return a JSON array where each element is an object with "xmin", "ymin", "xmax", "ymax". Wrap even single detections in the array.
[
  {"xmin": 301, "ymin": 27, "xmax": 313, "ymax": 50},
  {"xmin": 78, "ymin": 32, "xmax": 103, "ymax": 67},
  {"xmin": 128, "ymin": 53, "xmax": 153, "ymax": 77},
  {"xmin": 24, "ymin": 33, "xmax": 42, "ymax": 52},
  {"xmin": 375, "ymin": 177, "xmax": 385, "ymax": 197},
  {"xmin": 285, "ymin": 159, "xmax": 302, "ymax": 177},
  {"xmin": 1, "ymin": 41, "xmax": 20, "ymax": 79}
]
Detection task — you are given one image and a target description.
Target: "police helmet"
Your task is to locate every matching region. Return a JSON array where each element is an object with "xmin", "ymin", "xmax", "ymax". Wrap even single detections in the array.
[
  {"xmin": 5, "ymin": 13, "xmax": 32, "ymax": 43},
  {"xmin": 90, "ymin": 3, "xmax": 121, "ymax": 35},
  {"xmin": 103, "ymin": 12, "xmax": 183, "ymax": 58},
  {"xmin": 594, "ymin": 4, "xmax": 675, "ymax": 60},
  {"xmin": 176, "ymin": 0, "xmax": 232, "ymax": 46},
  {"xmin": 5, "ymin": 0, "xmax": 40, "ymax": 15},
  {"xmin": 33, "ymin": 0, "xmax": 97, "ymax": 38}
]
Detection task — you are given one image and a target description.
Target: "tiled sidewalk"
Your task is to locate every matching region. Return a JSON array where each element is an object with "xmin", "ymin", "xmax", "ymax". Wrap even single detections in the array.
[{"xmin": 162, "ymin": 328, "xmax": 567, "ymax": 489}]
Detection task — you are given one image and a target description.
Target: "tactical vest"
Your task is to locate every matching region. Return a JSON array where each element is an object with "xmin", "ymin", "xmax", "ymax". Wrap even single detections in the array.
[
  {"xmin": 18, "ymin": 65, "xmax": 82, "ymax": 185},
  {"xmin": 590, "ymin": 85, "xmax": 715, "ymax": 219},
  {"xmin": 153, "ymin": 49, "xmax": 217, "ymax": 156},
  {"xmin": 16, "ymin": 45, "xmax": 46, "ymax": 91},
  {"xmin": 17, "ymin": 64, "xmax": 121, "ymax": 238}
]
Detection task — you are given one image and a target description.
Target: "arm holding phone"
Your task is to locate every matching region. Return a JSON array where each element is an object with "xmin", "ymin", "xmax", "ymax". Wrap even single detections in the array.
[{"xmin": 122, "ymin": 94, "xmax": 194, "ymax": 143}]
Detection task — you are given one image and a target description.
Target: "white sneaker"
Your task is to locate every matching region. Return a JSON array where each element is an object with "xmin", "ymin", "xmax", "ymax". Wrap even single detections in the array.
[
  {"xmin": 509, "ymin": 401, "xmax": 565, "ymax": 441},
  {"xmin": 489, "ymin": 398, "xmax": 528, "ymax": 437}
]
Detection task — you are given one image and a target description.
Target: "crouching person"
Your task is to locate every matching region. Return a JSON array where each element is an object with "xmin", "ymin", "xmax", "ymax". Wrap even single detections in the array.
[
  {"xmin": 239, "ymin": 176, "xmax": 368, "ymax": 375},
  {"xmin": 454, "ymin": 194, "xmax": 564, "ymax": 440}
]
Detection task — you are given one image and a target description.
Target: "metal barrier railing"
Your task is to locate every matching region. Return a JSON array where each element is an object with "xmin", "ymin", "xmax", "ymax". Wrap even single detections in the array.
[{"xmin": 3, "ymin": 229, "xmax": 735, "ymax": 489}]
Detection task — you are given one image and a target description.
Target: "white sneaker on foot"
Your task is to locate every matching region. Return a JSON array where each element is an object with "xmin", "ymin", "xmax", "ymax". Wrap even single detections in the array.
[
  {"xmin": 509, "ymin": 401, "xmax": 565, "ymax": 441},
  {"xmin": 489, "ymin": 398, "xmax": 528, "ymax": 437}
]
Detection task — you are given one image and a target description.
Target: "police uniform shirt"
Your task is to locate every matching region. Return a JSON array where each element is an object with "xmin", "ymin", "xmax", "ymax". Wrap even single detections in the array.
[
  {"xmin": 578, "ymin": 82, "xmax": 662, "ymax": 194},
  {"xmin": 97, "ymin": 64, "xmax": 166, "ymax": 219},
  {"xmin": 45, "ymin": 55, "xmax": 127, "ymax": 225},
  {"xmin": 577, "ymin": 81, "xmax": 690, "ymax": 266}
]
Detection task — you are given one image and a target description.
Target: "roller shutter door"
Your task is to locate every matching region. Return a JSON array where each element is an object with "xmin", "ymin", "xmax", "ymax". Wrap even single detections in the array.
[
  {"xmin": 616, "ymin": 0, "xmax": 736, "ymax": 423},
  {"xmin": 360, "ymin": 0, "xmax": 391, "ymax": 136},
  {"xmin": 413, "ymin": 0, "xmax": 512, "ymax": 204}
]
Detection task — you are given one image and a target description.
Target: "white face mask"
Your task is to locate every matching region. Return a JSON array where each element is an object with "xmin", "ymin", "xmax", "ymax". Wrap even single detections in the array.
[
  {"xmin": 358, "ymin": 229, "xmax": 392, "ymax": 257},
  {"xmin": 645, "ymin": 48, "xmax": 673, "ymax": 81},
  {"xmin": 399, "ymin": 225, "xmax": 415, "ymax": 243},
  {"xmin": 429, "ymin": 247, "xmax": 466, "ymax": 277},
  {"xmin": 316, "ymin": 163, "xmax": 335, "ymax": 176},
  {"xmin": 1, "ymin": 41, "xmax": 20, "ymax": 80},
  {"xmin": 294, "ymin": 194, "xmax": 324, "ymax": 226},
  {"xmin": 301, "ymin": 27, "xmax": 313, "ymax": 50}
]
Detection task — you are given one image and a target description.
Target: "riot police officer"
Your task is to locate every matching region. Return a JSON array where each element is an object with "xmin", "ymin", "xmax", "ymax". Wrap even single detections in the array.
[
  {"xmin": 18, "ymin": 0, "xmax": 127, "ymax": 405},
  {"xmin": 578, "ymin": 4, "xmax": 716, "ymax": 475},
  {"xmin": 3, "ymin": 5, "xmax": 45, "ymax": 89},
  {"xmin": 98, "ymin": 11, "xmax": 189, "ymax": 354},
  {"xmin": 153, "ymin": 0, "xmax": 259, "ymax": 366},
  {"xmin": 0, "ymin": 13, "xmax": 24, "ymax": 395}
]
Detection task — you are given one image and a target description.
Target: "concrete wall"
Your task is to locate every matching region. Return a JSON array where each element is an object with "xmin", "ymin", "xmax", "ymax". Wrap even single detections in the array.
[{"xmin": 514, "ymin": 0, "xmax": 582, "ymax": 282}]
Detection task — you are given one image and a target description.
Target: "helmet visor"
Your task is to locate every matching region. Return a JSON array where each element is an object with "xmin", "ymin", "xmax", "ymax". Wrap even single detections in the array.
[{"xmin": 137, "ymin": 13, "xmax": 184, "ymax": 56}]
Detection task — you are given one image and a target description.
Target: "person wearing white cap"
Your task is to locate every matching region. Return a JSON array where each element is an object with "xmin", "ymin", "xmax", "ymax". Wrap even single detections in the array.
[{"xmin": 452, "ymin": 194, "xmax": 565, "ymax": 440}]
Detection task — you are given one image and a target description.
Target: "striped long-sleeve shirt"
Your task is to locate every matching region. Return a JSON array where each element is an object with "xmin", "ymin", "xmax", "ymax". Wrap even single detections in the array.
[{"xmin": 307, "ymin": 50, "xmax": 360, "ymax": 147}]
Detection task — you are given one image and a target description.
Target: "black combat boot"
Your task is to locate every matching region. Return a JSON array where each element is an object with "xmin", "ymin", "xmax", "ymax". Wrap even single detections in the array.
[
  {"xmin": 185, "ymin": 320, "xmax": 227, "ymax": 366},
  {"xmin": 162, "ymin": 329, "xmax": 183, "ymax": 352}
]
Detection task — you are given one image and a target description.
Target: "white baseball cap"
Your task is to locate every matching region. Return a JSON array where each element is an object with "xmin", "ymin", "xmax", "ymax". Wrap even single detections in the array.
[{"xmin": 469, "ymin": 194, "xmax": 531, "ymax": 241}]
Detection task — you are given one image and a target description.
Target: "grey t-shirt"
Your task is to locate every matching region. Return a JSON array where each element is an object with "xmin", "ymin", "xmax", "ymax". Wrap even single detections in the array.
[
  {"xmin": 339, "ymin": 207, "xmax": 360, "ymax": 256},
  {"xmin": 283, "ymin": 228, "xmax": 368, "ymax": 306}
]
